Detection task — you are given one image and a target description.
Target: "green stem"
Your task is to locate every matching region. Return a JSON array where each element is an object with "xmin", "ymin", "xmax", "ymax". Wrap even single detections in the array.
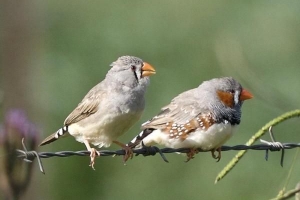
[{"xmin": 215, "ymin": 109, "xmax": 300, "ymax": 184}]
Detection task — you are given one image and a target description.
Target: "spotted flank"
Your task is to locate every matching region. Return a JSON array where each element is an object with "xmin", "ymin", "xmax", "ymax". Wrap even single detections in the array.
[
  {"xmin": 196, "ymin": 113, "xmax": 215, "ymax": 130},
  {"xmin": 39, "ymin": 126, "xmax": 69, "ymax": 146},
  {"xmin": 127, "ymin": 112, "xmax": 217, "ymax": 148},
  {"xmin": 161, "ymin": 112, "xmax": 215, "ymax": 140}
]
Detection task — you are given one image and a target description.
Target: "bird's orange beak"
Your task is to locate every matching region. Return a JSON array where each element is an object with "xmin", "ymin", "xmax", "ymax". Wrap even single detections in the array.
[
  {"xmin": 240, "ymin": 89, "xmax": 253, "ymax": 101},
  {"xmin": 141, "ymin": 62, "xmax": 156, "ymax": 77}
]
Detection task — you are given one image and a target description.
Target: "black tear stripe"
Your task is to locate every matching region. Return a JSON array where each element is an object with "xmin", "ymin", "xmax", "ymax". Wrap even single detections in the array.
[{"xmin": 133, "ymin": 70, "xmax": 139, "ymax": 82}]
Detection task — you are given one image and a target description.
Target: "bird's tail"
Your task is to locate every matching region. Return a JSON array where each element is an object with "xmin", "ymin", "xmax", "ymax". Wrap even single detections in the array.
[
  {"xmin": 39, "ymin": 126, "xmax": 69, "ymax": 146},
  {"xmin": 126, "ymin": 128, "xmax": 154, "ymax": 148}
]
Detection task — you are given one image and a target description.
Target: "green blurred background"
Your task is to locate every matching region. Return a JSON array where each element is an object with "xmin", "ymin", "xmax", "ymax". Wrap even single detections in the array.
[{"xmin": 1, "ymin": 0, "xmax": 300, "ymax": 199}]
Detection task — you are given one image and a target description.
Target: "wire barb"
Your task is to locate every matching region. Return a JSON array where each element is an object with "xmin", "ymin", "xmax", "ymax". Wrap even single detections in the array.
[
  {"xmin": 17, "ymin": 138, "xmax": 45, "ymax": 174},
  {"xmin": 136, "ymin": 142, "xmax": 169, "ymax": 163},
  {"xmin": 260, "ymin": 126, "xmax": 285, "ymax": 167}
]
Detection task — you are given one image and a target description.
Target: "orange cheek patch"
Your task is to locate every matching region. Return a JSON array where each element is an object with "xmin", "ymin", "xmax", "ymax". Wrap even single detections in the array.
[{"xmin": 217, "ymin": 90, "xmax": 234, "ymax": 108}]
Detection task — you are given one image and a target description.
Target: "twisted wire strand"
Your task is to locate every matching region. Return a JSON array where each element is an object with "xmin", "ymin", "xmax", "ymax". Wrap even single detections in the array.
[
  {"xmin": 17, "ymin": 143, "xmax": 300, "ymax": 158},
  {"xmin": 17, "ymin": 142, "xmax": 300, "ymax": 174}
]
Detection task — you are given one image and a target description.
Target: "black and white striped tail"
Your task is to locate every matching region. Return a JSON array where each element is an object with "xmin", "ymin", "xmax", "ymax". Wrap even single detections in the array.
[
  {"xmin": 126, "ymin": 128, "xmax": 154, "ymax": 148},
  {"xmin": 39, "ymin": 126, "xmax": 69, "ymax": 146}
]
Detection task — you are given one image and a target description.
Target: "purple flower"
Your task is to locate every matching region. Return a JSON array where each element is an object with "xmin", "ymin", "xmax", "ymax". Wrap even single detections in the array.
[
  {"xmin": 0, "ymin": 109, "xmax": 39, "ymax": 200},
  {"xmin": 4, "ymin": 109, "xmax": 39, "ymax": 143}
]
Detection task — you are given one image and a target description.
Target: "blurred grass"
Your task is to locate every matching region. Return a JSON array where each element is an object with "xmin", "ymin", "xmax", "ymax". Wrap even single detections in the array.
[{"xmin": 2, "ymin": 0, "xmax": 300, "ymax": 199}]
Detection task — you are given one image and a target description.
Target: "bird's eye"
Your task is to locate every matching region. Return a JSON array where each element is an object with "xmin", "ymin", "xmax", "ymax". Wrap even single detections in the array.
[
  {"xmin": 131, "ymin": 65, "xmax": 136, "ymax": 71},
  {"xmin": 229, "ymin": 89, "xmax": 235, "ymax": 94}
]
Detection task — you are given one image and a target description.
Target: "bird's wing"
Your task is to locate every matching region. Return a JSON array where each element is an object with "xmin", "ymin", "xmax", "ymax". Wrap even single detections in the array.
[
  {"xmin": 64, "ymin": 86, "xmax": 106, "ymax": 125},
  {"xmin": 142, "ymin": 88, "xmax": 206, "ymax": 129}
]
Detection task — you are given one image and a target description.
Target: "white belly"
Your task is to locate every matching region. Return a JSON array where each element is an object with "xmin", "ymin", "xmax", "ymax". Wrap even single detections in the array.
[
  {"xmin": 142, "ymin": 123, "xmax": 236, "ymax": 150},
  {"xmin": 68, "ymin": 111, "xmax": 142, "ymax": 148}
]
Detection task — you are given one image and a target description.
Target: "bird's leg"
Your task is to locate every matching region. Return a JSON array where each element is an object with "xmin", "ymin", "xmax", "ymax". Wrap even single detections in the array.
[
  {"xmin": 211, "ymin": 147, "xmax": 221, "ymax": 162},
  {"xmin": 83, "ymin": 140, "xmax": 100, "ymax": 170},
  {"xmin": 185, "ymin": 148, "xmax": 199, "ymax": 162},
  {"xmin": 113, "ymin": 140, "xmax": 134, "ymax": 162}
]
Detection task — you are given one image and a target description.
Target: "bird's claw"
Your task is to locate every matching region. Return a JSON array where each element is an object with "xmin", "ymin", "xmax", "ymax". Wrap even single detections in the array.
[
  {"xmin": 185, "ymin": 148, "xmax": 199, "ymax": 162},
  {"xmin": 113, "ymin": 140, "xmax": 133, "ymax": 163},
  {"xmin": 211, "ymin": 148, "xmax": 221, "ymax": 162},
  {"xmin": 89, "ymin": 148, "xmax": 100, "ymax": 170},
  {"xmin": 122, "ymin": 146, "xmax": 134, "ymax": 163}
]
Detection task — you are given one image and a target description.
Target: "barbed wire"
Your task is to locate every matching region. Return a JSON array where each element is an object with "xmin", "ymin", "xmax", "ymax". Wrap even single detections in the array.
[
  {"xmin": 16, "ymin": 111, "xmax": 300, "ymax": 175},
  {"xmin": 17, "ymin": 139, "xmax": 300, "ymax": 174}
]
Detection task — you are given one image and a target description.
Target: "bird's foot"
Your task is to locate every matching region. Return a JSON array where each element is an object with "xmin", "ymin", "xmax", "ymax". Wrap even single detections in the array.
[
  {"xmin": 211, "ymin": 147, "xmax": 221, "ymax": 162},
  {"xmin": 89, "ymin": 148, "xmax": 100, "ymax": 170},
  {"xmin": 113, "ymin": 140, "xmax": 133, "ymax": 163},
  {"xmin": 122, "ymin": 145, "xmax": 134, "ymax": 163},
  {"xmin": 185, "ymin": 148, "xmax": 199, "ymax": 162}
]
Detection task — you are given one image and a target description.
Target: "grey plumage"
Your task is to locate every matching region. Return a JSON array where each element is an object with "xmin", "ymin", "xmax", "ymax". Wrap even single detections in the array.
[
  {"xmin": 127, "ymin": 77, "xmax": 252, "ymax": 154},
  {"xmin": 40, "ymin": 56, "xmax": 156, "ymax": 167}
]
